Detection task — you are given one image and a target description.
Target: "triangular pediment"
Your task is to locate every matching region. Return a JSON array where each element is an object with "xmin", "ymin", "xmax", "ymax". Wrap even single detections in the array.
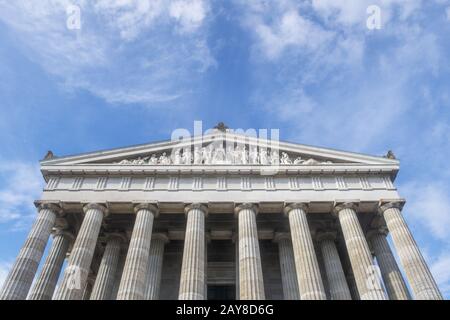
[{"xmin": 40, "ymin": 131, "xmax": 399, "ymax": 167}]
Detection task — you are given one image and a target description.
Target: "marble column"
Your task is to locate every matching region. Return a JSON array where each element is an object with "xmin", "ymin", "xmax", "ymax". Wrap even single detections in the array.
[
  {"xmin": 379, "ymin": 201, "xmax": 443, "ymax": 300},
  {"xmin": 346, "ymin": 272, "xmax": 360, "ymax": 300},
  {"xmin": 28, "ymin": 229, "xmax": 74, "ymax": 300},
  {"xmin": 273, "ymin": 233, "xmax": 300, "ymax": 300},
  {"xmin": 144, "ymin": 233, "xmax": 169, "ymax": 300},
  {"xmin": 233, "ymin": 233, "xmax": 239, "ymax": 299},
  {"xmin": 82, "ymin": 275, "xmax": 95, "ymax": 300},
  {"xmin": 90, "ymin": 233, "xmax": 125, "ymax": 300},
  {"xmin": 236, "ymin": 203, "xmax": 265, "ymax": 300},
  {"xmin": 284, "ymin": 203, "xmax": 326, "ymax": 300},
  {"xmin": 117, "ymin": 203, "xmax": 158, "ymax": 300},
  {"xmin": 110, "ymin": 245, "xmax": 127, "ymax": 300},
  {"xmin": 317, "ymin": 231, "xmax": 352, "ymax": 300},
  {"xmin": 334, "ymin": 202, "xmax": 386, "ymax": 300},
  {"xmin": 179, "ymin": 204, "xmax": 208, "ymax": 300},
  {"xmin": 367, "ymin": 227, "xmax": 411, "ymax": 300},
  {"xmin": 54, "ymin": 203, "xmax": 108, "ymax": 300},
  {"xmin": 0, "ymin": 203, "xmax": 61, "ymax": 300}
]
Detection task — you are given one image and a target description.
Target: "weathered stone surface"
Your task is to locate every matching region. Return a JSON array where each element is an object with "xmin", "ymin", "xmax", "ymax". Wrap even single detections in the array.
[
  {"xmin": 110, "ymin": 245, "xmax": 127, "ymax": 300},
  {"xmin": 285, "ymin": 203, "xmax": 326, "ymax": 300},
  {"xmin": 367, "ymin": 227, "xmax": 411, "ymax": 300},
  {"xmin": 179, "ymin": 204, "xmax": 208, "ymax": 300},
  {"xmin": 236, "ymin": 203, "xmax": 265, "ymax": 300},
  {"xmin": 334, "ymin": 203, "xmax": 387, "ymax": 300},
  {"xmin": 90, "ymin": 234, "xmax": 125, "ymax": 300},
  {"xmin": 145, "ymin": 233, "xmax": 169, "ymax": 300},
  {"xmin": 28, "ymin": 229, "xmax": 73, "ymax": 300},
  {"xmin": 317, "ymin": 232, "xmax": 352, "ymax": 300},
  {"xmin": 273, "ymin": 233, "xmax": 300, "ymax": 300},
  {"xmin": 380, "ymin": 203, "xmax": 443, "ymax": 300},
  {"xmin": 54, "ymin": 203, "xmax": 107, "ymax": 300},
  {"xmin": 0, "ymin": 204, "xmax": 60, "ymax": 300},
  {"xmin": 117, "ymin": 203, "xmax": 158, "ymax": 300}
]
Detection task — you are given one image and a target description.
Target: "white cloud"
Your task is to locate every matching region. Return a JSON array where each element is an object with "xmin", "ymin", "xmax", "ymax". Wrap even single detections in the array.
[
  {"xmin": 0, "ymin": 0, "xmax": 214, "ymax": 106},
  {"xmin": 430, "ymin": 252, "xmax": 450, "ymax": 297},
  {"xmin": 253, "ymin": 10, "xmax": 333, "ymax": 60},
  {"xmin": 401, "ymin": 182, "xmax": 450, "ymax": 242},
  {"xmin": 0, "ymin": 161, "xmax": 43, "ymax": 229},
  {"xmin": 169, "ymin": 0, "xmax": 209, "ymax": 33}
]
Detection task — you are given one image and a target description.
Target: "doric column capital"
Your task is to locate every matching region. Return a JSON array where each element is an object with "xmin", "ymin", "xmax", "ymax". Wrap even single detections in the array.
[
  {"xmin": 284, "ymin": 202, "xmax": 309, "ymax": 216},
  {"xmin": 83, "ymin": 203, "xmax": 109, "ymax": 217},
  {"xmin": 333, "ymin": 201, "xmax": 359, "ymax": 216},
  {"xmin": 234, "ymin": 203, "xmax": 259, "ymax": 217},
  {"xmin": 133, "ymin": 203, "xmax": 159, "ymax": 217},
  {"xmin": 36, "ymin": 202, "xmax": 64, "ymax": 216},
  {"xmin": 366, "ymin": 227, "xmax": 389, "ymax": 241},
  {"xmin": 273, "ymin": 232, "xmax": 291, "ymax": 243},
  {"xmin": 184, "ymin": 203, "xmax": 208, "ymax": 217},
  {"xmin": 378, "ymin": 199, "xmax": 405, "ymax": 215},
  {"xmin": 316, "ymin": 230, "xmax": 337, "ymax": 243},
  {"xmin": 152, "ymin": 232, "xmax": 170, "ymax": 243}
]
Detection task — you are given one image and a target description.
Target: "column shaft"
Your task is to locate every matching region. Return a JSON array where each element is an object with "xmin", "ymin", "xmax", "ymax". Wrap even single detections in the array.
[
  {"xmin": 335, "ymin": 204, "xmax": 386, "ymax": 300},
  {"xmin": 90, "ymin": 234, "xmax": 123, "ymax": 300},
  {"xmin": 274, "ymin": 234, "xmax": 300, "ymax": 300},
  {"xmin": 0, "ymin": 204, "xmax": 59, "ymax": 300},
  {"xmin": 319, "ymin": 237, "xmax": 352, "ymax": 300},
  {"xmin": 346, "ymin": 272, "xmax": 360, "ymax": 300},
  {"xmin": 28, "ymin": 230, "xmax": 72, "ymax": 300},
  {"xmin": 144, "ymin": 234, "xmax": 168, "ymax": 300},
  {"xmin": 54, "ymin": 203, "xmax": 107, "ymax": 300},
  {"xmin": 369, "ymin": 230, "xmax": 411, "ymax": 300},
  {"xmin": 236, "ymin": 204, "xmax": 265, "ymax": 300},
  {"xmin": 117, "ymin": 204, "xmax": 157, "ymax": 300},
  {"xmin": 285, "ymin": 204, "xmax": 326, "ymax": 300},
  {"xmin": 110, "ymin": 247, "xmax": 127, "ymax": 300},
  {"xmin": 381, "ymin": 204, "xmax": 443, "ymax": 300},
  {"xmin": 179, "ymin": 204, "xmax": 207, "ymax": 300}
]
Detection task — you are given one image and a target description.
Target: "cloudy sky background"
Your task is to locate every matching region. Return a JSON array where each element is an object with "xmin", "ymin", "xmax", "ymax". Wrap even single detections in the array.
[{"xmin": 0, "ymin": 0, "xmax": 449, "ymax": 298}]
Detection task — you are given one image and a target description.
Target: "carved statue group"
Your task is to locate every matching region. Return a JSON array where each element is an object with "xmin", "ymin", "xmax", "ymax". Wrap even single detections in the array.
[{"xmin": 116, "ymin": 144, "xmax": 333, "ymax": 166}]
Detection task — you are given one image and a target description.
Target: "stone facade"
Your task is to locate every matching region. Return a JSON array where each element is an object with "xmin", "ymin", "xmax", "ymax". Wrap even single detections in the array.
[{"xmin": 0, "ymin": 130, "xmax": 443, "ymax": 300}]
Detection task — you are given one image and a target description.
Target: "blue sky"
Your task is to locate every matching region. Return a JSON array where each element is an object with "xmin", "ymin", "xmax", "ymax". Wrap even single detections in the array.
[{"xmin": 0, "ymin": 0, "xmax": 449, "ymax": 298}]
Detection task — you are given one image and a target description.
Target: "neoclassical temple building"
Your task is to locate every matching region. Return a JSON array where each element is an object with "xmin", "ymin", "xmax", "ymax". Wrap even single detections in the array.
[{"xmin": 0, "ymin": 126, "xmax": 443, "ymax": 300}]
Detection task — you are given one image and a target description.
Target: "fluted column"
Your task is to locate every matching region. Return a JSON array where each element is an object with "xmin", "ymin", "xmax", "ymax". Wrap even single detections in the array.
[
  {"xmin": 379, "ymin": 201, "xmax": 443, "ymax": 300},
  {"xmin": 90, "ymin": 233, "xmax": 125, "ymax": 300},
  {"xmin": 317, "ymin": 231, "xmax": 352, "ymax": 300},
  {"xmin": 346, "ymin": 271, "xmax": 359, "ymax": 300},
  {"xmin": 82, "ymin": 275, "xmax": 95, "ymax": 300},
  {"xmin": 274, "ymin": 233, "xmax": 300, "ymax": 300},
  {"xmin": 110, "ymin": 245, "xmax": 127, "ymax": 300},
  {"xmin": 367, "ymin": 227, "xmax": 411, "ymax": 300},
  {"xmin": 0, "ymin": 203, "xmax": 61, "ymax": 300},
  {"xmin": 285, "ymin": 203, "xmax": 326, "ymax": 300},
  {"xmin": 334, "ymin": 202, "xmax": 386, "ymax": 300},
  {"xmin": 179, "ymin": 204, "xmax": 208, "ymax": 300},
  {"xmin": 54, "ymin": 203, "xmax": 108, "ymax": 300},
  {"xmin": 144, "ymin": 233, "xmax": 169, "ymax": 300},
  {"xmin": 28, "ymin": 229, "xmax": 73, "ymax": 300},
  {"xmin": 236, "ymin": 203, "xmax": 265, "ymax": 300},
  {"xmin": 117, "ymin": 203, "xmax": 158, "ymax": 300},
  {"xmin": 233, "ymin": 233, "xmax": 239, "ymax": 299}
]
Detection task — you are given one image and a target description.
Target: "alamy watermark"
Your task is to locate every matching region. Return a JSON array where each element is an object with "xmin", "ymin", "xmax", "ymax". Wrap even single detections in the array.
[
  {"xmin": 66, "ymin": 4, "xmax": 81, "ymax": 30},
  {"xmin": 367, "ymin": 5, "xmax": 382, "ymax": 30}
]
